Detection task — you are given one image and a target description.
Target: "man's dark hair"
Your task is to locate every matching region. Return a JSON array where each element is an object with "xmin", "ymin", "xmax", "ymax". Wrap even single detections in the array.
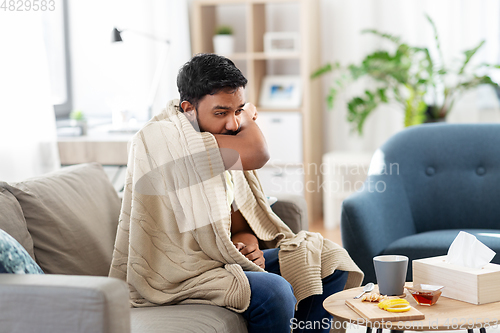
[{"xmin": 177, "ymin": 53, "xmax": 248, "ymax": 112}]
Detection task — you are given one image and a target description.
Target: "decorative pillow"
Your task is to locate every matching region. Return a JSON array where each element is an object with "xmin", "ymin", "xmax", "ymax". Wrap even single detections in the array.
[
  {"xmin": 0, "ymin": 186, "xmax": 36, "ymax": 259},
  {"xmin": 0, "ymin": 228, "xmax": 44, "ymax": 274},
  {"xmin": 4, "ymin": 163, "xmax": 121, "ymax": 276}
]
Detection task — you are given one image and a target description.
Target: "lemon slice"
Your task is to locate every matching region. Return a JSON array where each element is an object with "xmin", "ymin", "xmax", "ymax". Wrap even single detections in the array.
[
  {"xmin": 386, "ymin": 304, "xmax": 411, "ymax": 313},
  {"xmin": 378, "ymin": 299, "xmax": 409, "ymax": 309},
  {"xmin": 378, "ymin": 299, "xmax": 411, "ymax": 312}
]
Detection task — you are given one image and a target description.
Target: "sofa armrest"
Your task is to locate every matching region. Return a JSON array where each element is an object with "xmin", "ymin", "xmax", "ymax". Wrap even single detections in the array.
[
  {"xmin": 0, "ymin": 274, "xmax": 130, "ymax": 333},
  {"xmin": 271, "ymin": 194, "xmax": 308, "ymax": 233},
  {"xmin": 341, "ymin": 175, "xmax": 415, "ymax": 283}
]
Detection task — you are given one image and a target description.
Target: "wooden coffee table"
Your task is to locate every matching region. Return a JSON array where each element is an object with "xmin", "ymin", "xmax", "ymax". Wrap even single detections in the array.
[{"xmin": 323, "ymin": 283, "xmax": 500, "ymax": 333}]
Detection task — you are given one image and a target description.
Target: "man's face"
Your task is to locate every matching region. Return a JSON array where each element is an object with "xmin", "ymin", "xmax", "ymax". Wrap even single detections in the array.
[{"xmin": 182, "ymin": 87, "xmax": 246, "ymax": 135}]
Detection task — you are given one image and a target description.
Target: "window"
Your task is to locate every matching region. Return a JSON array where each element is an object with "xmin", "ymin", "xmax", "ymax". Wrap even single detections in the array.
[{"xmin": 41, "ymin": 0, "xmax": 72, "ymax": 118}]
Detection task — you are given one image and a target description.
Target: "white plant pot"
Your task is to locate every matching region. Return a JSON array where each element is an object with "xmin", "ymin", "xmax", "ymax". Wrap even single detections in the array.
[{"xmin": 213, "ymin": 35, "xmax": 234, "ymax": 56}]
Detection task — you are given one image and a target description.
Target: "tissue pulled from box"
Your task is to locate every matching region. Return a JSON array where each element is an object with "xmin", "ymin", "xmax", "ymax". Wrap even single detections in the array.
[{"xmin": 446, "ymin": 231, "xmax": 496, "ymax": 269}]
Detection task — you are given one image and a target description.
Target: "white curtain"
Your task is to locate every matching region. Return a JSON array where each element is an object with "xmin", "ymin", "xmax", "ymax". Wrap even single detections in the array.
[
  {"xmin": 320, "ymin": 0, "xmax": 500, "ymax": 154},
  {"xmin": 151, "ymin": 0, "xmax": 192, "ymax": 115},
  {"xmin": 68, "ymin": 0, "xmax": 191, "ymax": 121},
  {"xmin": 0, "ymin": 11, "xmax": 60, "ymax": 182}
]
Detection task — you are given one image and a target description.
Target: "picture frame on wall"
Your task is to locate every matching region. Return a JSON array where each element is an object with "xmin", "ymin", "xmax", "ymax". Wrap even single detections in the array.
[
  {"xmin": 264, "ymin": 32, "xmax": 300, "ymax": 53},
  {"xmin": 259, "ymin": 75, "xmax": 302, "ymax": 108}
]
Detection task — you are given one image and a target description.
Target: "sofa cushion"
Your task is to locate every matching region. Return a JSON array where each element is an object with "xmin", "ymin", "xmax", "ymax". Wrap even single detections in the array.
[
  {"xmin": 0, "ymin": 187, "xmax": 35, "ymax": 259},
  {"xmin": 271, "ymin": 194, "xmax": 308, "ymax": 233},
  {"xmin": 4, "ymin": 163, "xmax": 121, "ymax": 276},
  {"xmin": 131, "ymin": 304, "xmax": 247, "ymax": 333},
  {"xmin": 0, "ymin": 229, "xmax": 44, "ymax": 274}
]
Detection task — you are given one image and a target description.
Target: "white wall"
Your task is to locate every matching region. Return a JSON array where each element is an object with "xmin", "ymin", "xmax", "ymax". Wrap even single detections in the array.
[
  {"xmin": 67, "ymin": 0, "xmax": 500, "ymax": 152},
  {"xmin": 201, "ymin": 0, "xmax": 500, "ymax": 155},
  {"xmin": 0, "ymin": 10, "xmax": 60, "ymax": 181},
  {"xmin": 319, "ymin": 0, "xmax": 500, "ymax": 153},
  {"xmin": 68, "ymin": 0, "xmax": 191, "ymax": 121}
]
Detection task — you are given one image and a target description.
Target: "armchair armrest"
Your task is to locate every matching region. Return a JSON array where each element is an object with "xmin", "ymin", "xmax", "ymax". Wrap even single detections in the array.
[
  {"xmin": 0, "ymin": 274, "xmax": 130, "ymax": 333},
  {"xmin": 271, "ymin": 194, "xmax": 308, "ymax": 233},
  {"xmin": 341, "ymin": 175, "xmax": 415, "ymax": 283}
]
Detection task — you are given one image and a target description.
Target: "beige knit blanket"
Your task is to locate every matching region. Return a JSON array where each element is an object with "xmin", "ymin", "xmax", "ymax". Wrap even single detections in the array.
[{"xmin": 109, "ymin": 100, "xmax": 363, "ymax": 312}]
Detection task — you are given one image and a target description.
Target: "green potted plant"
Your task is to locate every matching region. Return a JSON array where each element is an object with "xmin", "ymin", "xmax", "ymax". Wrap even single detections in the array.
[
  {"xmin": 213, "ymin": 25, "xmax": 234, "ymax": 56},
  {"xmin": 69, "ymin": 109, "xmax": 87, "ymax": 136},
  {"xmin": 312, "ymin": 15, "xmax": 500, "ymax": 135}
]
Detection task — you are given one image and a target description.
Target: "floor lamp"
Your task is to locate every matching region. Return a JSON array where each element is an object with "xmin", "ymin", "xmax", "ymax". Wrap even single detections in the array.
[{"xmin": 112, "ymin": 27, "xmax": 170, "ymax": 122}]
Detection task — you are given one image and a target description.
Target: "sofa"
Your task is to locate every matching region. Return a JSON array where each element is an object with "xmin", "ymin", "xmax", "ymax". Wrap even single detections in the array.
[
  {"xmin": 341, "ymin": 123, "xmax": 500, "ymax": 284},
  {"xmin": 0, "ymin": 162, "xmax": 308, "ymax": 333}
]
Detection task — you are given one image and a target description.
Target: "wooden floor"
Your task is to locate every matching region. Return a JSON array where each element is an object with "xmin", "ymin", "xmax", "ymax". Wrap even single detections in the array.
[{"xmin": 309, "ymin": 218, "xmax": 342, "ymax": 246}]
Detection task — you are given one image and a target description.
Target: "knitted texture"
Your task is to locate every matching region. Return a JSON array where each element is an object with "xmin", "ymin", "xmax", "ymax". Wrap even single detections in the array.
[{"xmin": 109, "ymin": 100, "xmax": 363, "ymax": 312}]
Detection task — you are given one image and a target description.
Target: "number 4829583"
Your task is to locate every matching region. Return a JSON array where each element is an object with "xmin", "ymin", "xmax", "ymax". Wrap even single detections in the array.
[{"xmin": 1, "ymin": 0, "xmax": 56, "ymax": 11}]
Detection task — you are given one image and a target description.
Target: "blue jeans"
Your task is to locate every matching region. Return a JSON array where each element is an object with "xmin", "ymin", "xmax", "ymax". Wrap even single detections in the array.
[{"xmin": 241, "ymin": 248, "xmax": 348, "ymax": 333}]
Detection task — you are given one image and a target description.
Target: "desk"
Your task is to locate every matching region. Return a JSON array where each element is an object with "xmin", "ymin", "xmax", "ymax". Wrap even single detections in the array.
[
  {"xmin": 323, "ymin": 283, "xmax": 499, "ymax": 332},
  {"xmin": 57, "ymin": 123, "xmax": 137, "ymax": 193},
  {"xmin": 58, "ymin": 134, "xmax": 130, "ymax": 165},
  {"xmin": 57, "ymin": 122, "xmax": 136, "ymax": 165}
]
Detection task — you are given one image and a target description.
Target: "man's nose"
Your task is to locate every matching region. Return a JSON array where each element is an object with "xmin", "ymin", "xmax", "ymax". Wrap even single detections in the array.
[{"xmin": 226, "ymin": 115, "xmax": 239, "ymax": 132}]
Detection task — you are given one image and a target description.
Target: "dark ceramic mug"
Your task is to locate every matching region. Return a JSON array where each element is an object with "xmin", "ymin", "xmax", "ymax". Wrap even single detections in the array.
[{"xmin": 373, "ymin": 255, "xmax": 408, "ymax": 296}]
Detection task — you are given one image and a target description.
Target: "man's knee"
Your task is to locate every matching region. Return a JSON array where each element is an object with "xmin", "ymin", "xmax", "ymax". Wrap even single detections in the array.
[{"xmin": 262, "ymin": 273, "xmax": 296, "ymax": 310}]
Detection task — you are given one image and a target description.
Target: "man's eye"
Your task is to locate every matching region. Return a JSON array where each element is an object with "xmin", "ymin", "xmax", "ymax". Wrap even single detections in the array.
[
  {"xmin": 215, "ymin": 112, "xmax": 226, "ymax": 116},
  {"xmin": 235, "ymin": 109, "xmax": 243, "ymax": 114}
]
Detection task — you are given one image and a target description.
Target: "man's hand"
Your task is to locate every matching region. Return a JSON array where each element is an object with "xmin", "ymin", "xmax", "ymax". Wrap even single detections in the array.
[
  {"xmin": 231, "ymin": 206, "xmax": 265, "ymax": 269},
  {"xmin": 213, "ymin": 102, "xmax": 268, "ymax": 170},
  {"xmin": 234, "ymin": 242, "xmax": 265, "ymax": 269},
  {"xmin": 243, "ymin": 103, "xmax": 258, "ymax": 121},
  {"xmin": 234, "ymin": 242, "xmax": 246, "ymax": 251},
  {"xmin": 238, "ymin": 103, "xmax": 258, "ymax": 128}
]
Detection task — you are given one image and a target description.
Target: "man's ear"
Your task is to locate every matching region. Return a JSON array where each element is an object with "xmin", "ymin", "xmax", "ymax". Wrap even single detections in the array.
[{"xmin": 181, "ymin": 101, "xmax": 196, "ymax": 122}]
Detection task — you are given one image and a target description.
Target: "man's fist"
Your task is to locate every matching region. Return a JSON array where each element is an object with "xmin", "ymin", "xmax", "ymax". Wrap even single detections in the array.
[
  {"xmin": 234, "ymin": 242, "xmax": 246, "ymax": 251},
  {"xmin": 243, "ymin": 103, "xmax": 258, "ymax": 121},
  {"xmin": 239, "ymin": 243, "xmax": 265, "ymax": 269}
]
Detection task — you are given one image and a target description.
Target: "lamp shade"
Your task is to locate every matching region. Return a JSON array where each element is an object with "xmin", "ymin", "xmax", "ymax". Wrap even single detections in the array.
[
  {"xmin": 109, "ymin": 26, "xmax": 170, "ymax": 121},
  {"xmin": 112, "ymin": 27, "xmax": 123, "ymax": 42}
]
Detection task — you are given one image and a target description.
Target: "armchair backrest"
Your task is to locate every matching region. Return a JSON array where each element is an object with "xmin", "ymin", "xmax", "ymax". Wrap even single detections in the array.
[{"xmin": 374, "ymin": 123, "xmax": 500, "ymax": 233}]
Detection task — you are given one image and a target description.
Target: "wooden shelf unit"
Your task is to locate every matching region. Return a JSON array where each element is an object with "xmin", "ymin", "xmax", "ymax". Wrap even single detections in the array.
[{"xmin": 191, "ymin": 0, "xmax": 323, "ymax": 224}]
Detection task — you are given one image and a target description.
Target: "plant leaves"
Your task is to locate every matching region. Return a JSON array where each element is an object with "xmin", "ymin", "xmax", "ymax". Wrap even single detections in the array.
[
  {"xmin": 425, "ymin": 13, "xmax": 445, "ymax": 71},
  {"xmin": 478, "ymin": 63, "xmax": 500, "ymax": 69},
  {"xmin": 377, "ymin": 88, "xmax": 388, "ymax": 103},
  {"xmin": 346, "ymin": 88, "xmax": 390, "ymax": 134},
  {"xmin": 327, "ymin": 88, "xmax": 337, "ymax": 109},
  {"xmin": 459, "ymin": 40, "xmax": 485, "ymax": 74},
  {"xmin": 311, "ymin": 13, "xmax": 500, "ymax": 136},
  {"xmin": 311, "ymin": 63, "xmax": 333, "ymax": 79},
  {"xmin": 362, "ymin": 29, "xmax": 401, "ymax": 44}
]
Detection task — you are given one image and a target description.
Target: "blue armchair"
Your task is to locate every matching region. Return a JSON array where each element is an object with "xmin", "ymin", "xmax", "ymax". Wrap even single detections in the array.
[{"xmin": 341, "ymin": 123, "xmax": 500, "ymax": 284}]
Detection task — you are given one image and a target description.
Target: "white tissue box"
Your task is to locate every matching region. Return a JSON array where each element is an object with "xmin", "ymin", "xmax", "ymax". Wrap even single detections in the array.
[{"xmin": 413, "ymin": 255, "xmax": 500, "ymax": 304}]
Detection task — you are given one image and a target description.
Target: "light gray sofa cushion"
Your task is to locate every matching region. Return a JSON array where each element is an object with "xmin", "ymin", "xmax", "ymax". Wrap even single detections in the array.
[
  {"xmin": 4, "ymin": 163, "xmax": 121, "ymax": 276},
  {"xmin": 131, "ymin": 304, "xmax": 247, "ymax": 333},
  {"xmin": 0, "ymin": 274, "xmax": 130, "ymax": 333},
  {"xmin": 272, "ymin": 194, "xmax": 308, "ymax": 233},
  {"xmin": 0, "ymin": 186, "xmax": 36, "ymax": 259}
]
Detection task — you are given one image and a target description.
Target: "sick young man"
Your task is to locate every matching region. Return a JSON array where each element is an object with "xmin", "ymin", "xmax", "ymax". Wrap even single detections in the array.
[{"xmin": 110, "ymin": 53, "xmax": 363, "ymax": 333}]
